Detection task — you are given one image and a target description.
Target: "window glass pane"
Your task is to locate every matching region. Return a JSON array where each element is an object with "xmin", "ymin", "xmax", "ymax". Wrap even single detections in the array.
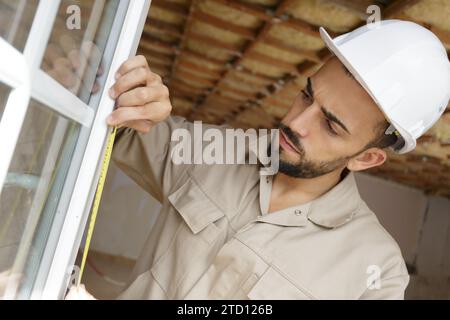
[
  {"xmin": 0, "ymin": 0, "xmax": 39, "ymax": 52},
  {"xmin": 0, "ymin": 82, "xmax": 12, "ymax": 122},
  {"xmin": 42, "ymin": 0, "xmax": 122, "ymax": 107},
  {"xmin": 0, "ymin": 100, "xmax": 81, "ymax": 299}
]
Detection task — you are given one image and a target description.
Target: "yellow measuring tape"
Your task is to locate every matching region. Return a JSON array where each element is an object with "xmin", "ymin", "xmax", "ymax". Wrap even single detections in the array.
[{"xmin": 77, "ymin": 126, "xmax": 118, "ymax": 286}]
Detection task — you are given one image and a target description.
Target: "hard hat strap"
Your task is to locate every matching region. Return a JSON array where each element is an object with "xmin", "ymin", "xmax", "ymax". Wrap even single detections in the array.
[
  {"xmin": 384, "ymin": 124, "xmax": 397, "ymax": 135},
  {"xmin": 385, "ymin": 124, "xmax": 405, "ymax": 152}
]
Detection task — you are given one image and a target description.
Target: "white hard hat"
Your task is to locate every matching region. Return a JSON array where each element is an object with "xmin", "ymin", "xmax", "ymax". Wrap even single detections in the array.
[{"xmin": 319, "ymin": 20, "xmax": 450, "ymax": 154}]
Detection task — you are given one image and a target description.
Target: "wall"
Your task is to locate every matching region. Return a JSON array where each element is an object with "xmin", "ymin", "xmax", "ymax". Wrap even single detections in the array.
[
  {"xmin": 354, "ymin": 173, "xmax": 428, "ymax": 267},
  {"xmin": 90, "ymin": 163, "xmax": 160, "ymax": 260}
]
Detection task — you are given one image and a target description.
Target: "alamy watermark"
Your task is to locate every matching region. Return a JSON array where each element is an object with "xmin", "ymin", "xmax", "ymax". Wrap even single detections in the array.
[
  {"xmin": 66, "ymin": 5, "xmax": 81, "ymax": 30},
  {"xmin": 170, "ymin": 121, "xmax": 280, "ymax": 175},
  {"xmin": 366, "ymin": 264, "xmax": 382, "ymax": 290},
  {"xmin": 366, "ymin": 5, "xmax": 381, "ymax": 29}
]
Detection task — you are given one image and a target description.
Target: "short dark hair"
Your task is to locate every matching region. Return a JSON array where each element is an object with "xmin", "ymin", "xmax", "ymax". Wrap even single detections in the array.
[{"xmin": 365, "ymin": 120, "xmax": 404, "ymax": 151}]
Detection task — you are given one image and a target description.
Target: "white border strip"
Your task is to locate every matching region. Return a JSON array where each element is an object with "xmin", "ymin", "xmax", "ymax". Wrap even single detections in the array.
[{"xmin": 40, "ymin": 0, "xmax": 151, "ymax": 299}]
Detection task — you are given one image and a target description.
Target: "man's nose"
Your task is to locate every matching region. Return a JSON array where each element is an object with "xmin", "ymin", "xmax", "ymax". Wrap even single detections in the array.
[{"xmin": 288, "ymin": 106, "xmax": 316, "ymax": 138}]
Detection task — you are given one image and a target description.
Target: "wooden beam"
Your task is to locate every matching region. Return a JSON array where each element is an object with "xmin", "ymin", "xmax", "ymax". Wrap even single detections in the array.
[
  {"xmin": 384, "ymin": 0, "xmax": 422, "ymax": 18},
  {"xmin": 201, "ymin": 99, "xmax": 242, "ymax": 112},
  {"xmin": 192, "ymin": 10, "xmax": 256, "ymax": 40},
  {"xmin": 147, "ymin": 60, "xmax": 172, "ymax": 70},
  {"xmin": 167, "ymin": 0, "xmax": 197, "ymax": 86},
  {"xmin": 234, "ymin": 67, "xmax": 279, "ymax": 83},
  {"xmin": 325, "ymin": 0, "xmax": 370, "ymax": 20},
  {"xmin": 151, "ymin": 0, "xmax": 189, "ymax": 17},
  {"xmin": 139, "ymin": 48, "xmax": 174, "ymax": 64},
  {"xmin": 217, "ymin": 83, "xmax": 256, "ymax": 99},
  {"xmin": 186, "ymin": 30, "xmax": 243, "ymax": 55},
  {"xmin": 171, "ymin": 90, "xmax": 198, "ymax": 103},
  {"xmin": 204, "ymin": 93, "xmax": 244, "ymax": 106},
  {"xmin": 263, "ymin": 35, "xmax": 321, "ymax": 62},
  {"xmin": 278, "ymin": 18, "xmax": 322, "ymax": 38},
  {"xmin": 208, "ymin": 0, "xmax": 322, "ymax": 38},
  {"xmin": 174, "ymin": 69, "xmax": 216, "ymax": 87},
  {"xmin": 144, "ymin": 17, "xmax": 183, "ymax": 38},
  {"xmin": 227, "ymin": 61, "xmax": 319, "ymax": 123},
  {"xmin": 192, "ymin": 0, "xmax": 313, "ymax": 117},
  {"xmin": 171, "ymin": 79, "xmax": 206, "ymax": 95},
  {"xmin": 261, "ymin": 96, "xmax": 292, "ymax": 109},
  {"xmin": 208, "ymin": 0, "xmax": 272, "ymax": 21},
  {"xmin": 147, "ymin": 67, "xmax": 171, "ymax": 80},
  {"xmin": 246, "ymin": 51, "xmax": 296, "ymax": 71},
  {"xmin": 140, "ymin": 34, "xmax": 177, "ymax": 52},
  {"xmin": 274, "ymin": 0, "xmax": 297, "ymax": 14},
  {"xmin": 182, "ymin": 48, "xmax": 227, "ymax": 66},
  {"xmin": 177, "ymin": 60, "xmax": 222, "ymax": 78}
]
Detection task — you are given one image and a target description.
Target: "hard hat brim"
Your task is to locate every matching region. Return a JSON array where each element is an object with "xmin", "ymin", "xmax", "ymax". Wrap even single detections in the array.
[{"xmin": 318, "ymin": 26, "xmax": 415, "ymax": 154}]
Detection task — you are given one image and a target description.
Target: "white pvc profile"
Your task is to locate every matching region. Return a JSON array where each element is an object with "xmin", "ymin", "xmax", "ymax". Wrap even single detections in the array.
[
  {"xmin": 23, "ymin": 0, "xmax": 61, "ymax": 70},
  {"xmin": 28, "ymin": 0, "xmax": 132, "ymax": 299},
  {"xmin": 3, "ymin": 118, "xmax": 70, "ymax": 300},
  {"xmin": 0, "ymin": 39, "xmax": 30, "ymax": 200},
  {"xmin": 23, "ymin": 0, "xmax": 94, "ymax": 127},
  {"xmin": 0, "ymin": 39, "xmax": 28, "ymax": 89},
  {"xmin": 31, "ymin": 70, "xmax": 95, "ymax": 127},
  {"xmin": 40, "ymin": 0, "xmax": 151, "ymax": 299}
]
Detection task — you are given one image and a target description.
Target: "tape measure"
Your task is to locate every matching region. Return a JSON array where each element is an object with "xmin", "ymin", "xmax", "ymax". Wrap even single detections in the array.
[{"xmin": 77, "ymin": 126, "xmax": 118, "ymax": 286}]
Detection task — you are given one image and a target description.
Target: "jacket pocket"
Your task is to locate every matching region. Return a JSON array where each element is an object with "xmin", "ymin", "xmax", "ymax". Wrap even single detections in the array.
[
  {"xmin": 151, "ymin": 177, "xmax": 227, "ymax": 298},
  {"xmin": 247, "ymin": 266, "xmax": 316, "ymax": 300},
  {"xmin": 167, "ymin": 176, "xmax": 225, "ymax": 244}
]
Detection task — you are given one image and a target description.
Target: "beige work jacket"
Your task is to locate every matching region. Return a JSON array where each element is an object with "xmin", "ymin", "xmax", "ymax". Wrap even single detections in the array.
[{"xmin": 112, "ymin": 116, "xmax": 409, "ymax": 300}]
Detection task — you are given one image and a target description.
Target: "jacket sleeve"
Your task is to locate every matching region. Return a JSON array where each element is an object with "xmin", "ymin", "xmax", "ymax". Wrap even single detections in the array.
[{"xmin": 112, "ymin": 116, "xmax": 195, "ymax": 203}]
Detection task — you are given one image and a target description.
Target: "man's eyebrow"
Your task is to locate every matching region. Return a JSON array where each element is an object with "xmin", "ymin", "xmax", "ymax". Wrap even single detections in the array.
[
  {"xmin": 306, "ymin": 77, "xmax": 351, "ymax": 135},
  {"xmin": 321, "ymin": 106, "xmax": 350, "ymax": 135}
]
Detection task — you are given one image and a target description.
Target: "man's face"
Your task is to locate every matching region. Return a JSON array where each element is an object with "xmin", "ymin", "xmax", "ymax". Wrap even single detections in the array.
[{"xmin": 278, "ymin": 57, "xmax": 386, "ymax": 178}]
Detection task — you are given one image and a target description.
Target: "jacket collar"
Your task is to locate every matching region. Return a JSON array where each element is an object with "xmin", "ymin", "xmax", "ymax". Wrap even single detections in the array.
[{"xmin": 259, "ymin": 170, "xmax": 361, "ymax": 229}]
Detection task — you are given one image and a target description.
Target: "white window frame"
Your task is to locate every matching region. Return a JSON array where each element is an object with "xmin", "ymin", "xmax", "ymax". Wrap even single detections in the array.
[
  {"xmin": 0, "ymin": 0, "xmax": 151, "ymax": 299},
  {"xmin": 0, "ymin": 39, "xmax": 31, "ymax": 201}
]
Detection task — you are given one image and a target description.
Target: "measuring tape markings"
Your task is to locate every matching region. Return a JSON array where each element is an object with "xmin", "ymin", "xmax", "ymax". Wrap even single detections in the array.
[{"xmin": 77, "ymin": 126, "xmax": 118, "ymax": 286}]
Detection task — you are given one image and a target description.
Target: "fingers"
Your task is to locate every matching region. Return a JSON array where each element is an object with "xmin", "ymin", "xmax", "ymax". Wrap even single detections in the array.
[
  {"xmin": 107, "ymin": 107, "xmax": 146, "ymax": 126},
  {"xmin": 115, "ymin": 55, "xmax": 148, "ymax": 79},
  {"xmin": 107, "ymin": 101, "xmax": 171, "ymax": 127},
  {"xmin": 109, "ymin": 67, "xmax": 150, "ymax": 99},
  {"xmin": 116, "ymin": 84, "xmax": 167, "ymax": 108},
  {"xmin": 106, "ymin": 55, "xmax": 172, "ymax": 131}
]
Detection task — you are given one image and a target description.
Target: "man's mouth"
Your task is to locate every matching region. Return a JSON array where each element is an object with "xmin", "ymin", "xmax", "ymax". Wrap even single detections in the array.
[{"xmin": 279, "ymin": 130, "xmax": 301, "ymax": 155}]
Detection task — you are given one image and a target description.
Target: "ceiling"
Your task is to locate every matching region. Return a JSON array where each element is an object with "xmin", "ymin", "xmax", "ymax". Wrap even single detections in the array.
[{"xmin": 137, "ymin": 0, "xmax": 450, "ymax": 197}]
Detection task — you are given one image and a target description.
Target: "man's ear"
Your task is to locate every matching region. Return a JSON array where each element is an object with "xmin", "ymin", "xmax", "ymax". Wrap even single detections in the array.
[{"xmin": 346, "ymin": 148, "xmax": 387, "ymax": 172}]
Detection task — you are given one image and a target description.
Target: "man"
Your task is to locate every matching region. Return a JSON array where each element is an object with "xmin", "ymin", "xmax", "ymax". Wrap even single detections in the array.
[{"xmin": 71, "ymin": 20, "xmax": 450, "ymax": 299}]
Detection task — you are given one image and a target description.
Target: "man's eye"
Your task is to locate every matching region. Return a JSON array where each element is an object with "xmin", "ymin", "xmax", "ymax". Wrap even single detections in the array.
[
  {"xmin": 325, "ymin": 119, "xmax": 338, "ymax": 136},
  {"xmin": 301, "ymin": 90, "xmax": 313, "ymax": 103}
]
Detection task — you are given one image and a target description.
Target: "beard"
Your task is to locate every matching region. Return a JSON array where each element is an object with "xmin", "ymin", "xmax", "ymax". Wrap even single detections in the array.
[{"xmin": 275, "ymin": 123, "xmax": 350, "ymax": 179}]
